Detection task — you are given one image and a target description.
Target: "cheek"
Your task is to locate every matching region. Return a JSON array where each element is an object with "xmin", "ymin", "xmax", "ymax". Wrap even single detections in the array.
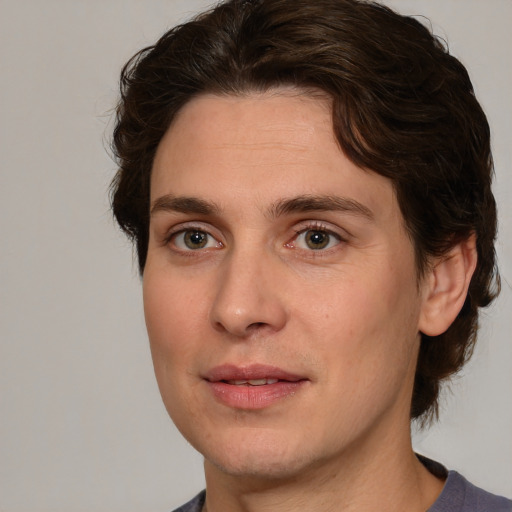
[
  {"xmin": 143, "ymin": 269, "xmax": 209, "ymax": 428},
  {"xmin": 142, "ymin": 268, "xmax": 209, "ymax": 395},
  {"xmin": 143, "ymin": 266, "xmax": 209, "ymax": 340},
  {"xmin": 298, "ymin": 263, "xmax": 422, "ymax": 379},
  {"xmin": 306, "ymin": 271, "xmax": 421, "ymax": 431}
]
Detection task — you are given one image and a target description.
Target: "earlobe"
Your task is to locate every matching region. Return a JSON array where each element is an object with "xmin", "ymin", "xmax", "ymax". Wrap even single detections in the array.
[{"xmin": 419, "ymin": 235, "xmax": 477, "ymax": 337}]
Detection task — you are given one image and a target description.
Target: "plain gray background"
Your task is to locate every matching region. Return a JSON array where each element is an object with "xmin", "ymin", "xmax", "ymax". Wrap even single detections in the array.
[{"xmin": 1, "ymin": 1, "xmax": 511, "ymax": 510}]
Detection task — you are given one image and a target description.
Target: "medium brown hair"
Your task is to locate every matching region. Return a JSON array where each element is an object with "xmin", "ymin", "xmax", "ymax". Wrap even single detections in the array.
[{"xmin": 110, "ymin": 0, "xmax": 499, "ymax": 421}]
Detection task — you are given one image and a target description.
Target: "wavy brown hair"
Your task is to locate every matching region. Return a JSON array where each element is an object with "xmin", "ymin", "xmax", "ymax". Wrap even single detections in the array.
[{"xmin": 110, "ymin": 0, "xmax": 499, "ymax": 422}]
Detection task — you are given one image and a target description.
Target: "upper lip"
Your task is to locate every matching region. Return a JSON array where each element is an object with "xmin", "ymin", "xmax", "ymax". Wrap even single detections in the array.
[{"xmin": 204, "ymin": 364, "xmax": 306, "ymax": 383}]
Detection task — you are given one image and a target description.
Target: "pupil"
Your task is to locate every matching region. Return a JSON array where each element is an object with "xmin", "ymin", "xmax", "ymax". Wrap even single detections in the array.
[
  {"xmin": 185, "ymin": 231, "xmax": 207, "ymax": 249},
  {"xmin": 306, "ymin": 230, "xmax": 329, "ymax": 249}
]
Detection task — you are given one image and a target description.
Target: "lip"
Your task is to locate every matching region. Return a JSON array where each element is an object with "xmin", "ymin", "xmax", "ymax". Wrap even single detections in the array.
[
  {"xmin": 204, "ymin": 364, "xmax": 309, "ymax": 410},
  {"xmin": 205, "ymin": 364, "xmax": 305, "ymax": 383}
]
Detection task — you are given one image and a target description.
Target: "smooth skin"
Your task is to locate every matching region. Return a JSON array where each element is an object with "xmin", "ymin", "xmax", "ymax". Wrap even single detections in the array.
[{"xmin": 144, "ymin": 89, "xmax": 477, "ymax": 512}]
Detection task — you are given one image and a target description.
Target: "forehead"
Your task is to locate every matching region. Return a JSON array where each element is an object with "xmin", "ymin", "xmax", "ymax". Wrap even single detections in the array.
[
  {"xmin": 151, "ymin": 89, "xmax": 399, "ymax": 225},
  {"xmin": 154, "ymin": 89, "xmax": 334, "ymax": 177}
]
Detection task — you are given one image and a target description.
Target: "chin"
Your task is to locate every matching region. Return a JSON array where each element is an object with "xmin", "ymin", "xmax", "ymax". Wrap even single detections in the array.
[
  {"xmin": 199, "ymin": 427, "xmax": 321, "ymax": 480},
  {"xmin": 208, "ymin": 451, "xmax": 313, "ymax": 481}
]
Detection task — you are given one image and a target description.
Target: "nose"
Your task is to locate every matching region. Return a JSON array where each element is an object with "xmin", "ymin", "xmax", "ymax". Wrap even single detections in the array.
[{"xmin": 209, "ymin": 247, "xmax": 288, "ymax": 338}]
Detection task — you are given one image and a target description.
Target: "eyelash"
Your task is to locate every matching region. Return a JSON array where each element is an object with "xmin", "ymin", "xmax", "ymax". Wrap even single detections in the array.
[
  {"xmin": 164, "ymin": 225, "xmax": 222, "ymax": 253},
  {"xmin": 163, "ymin": 221, "xmax": 347, "ymax": 255},
  {"xmin": 289, "ymin": 222, "xmax": 345, "ymax": 253}
]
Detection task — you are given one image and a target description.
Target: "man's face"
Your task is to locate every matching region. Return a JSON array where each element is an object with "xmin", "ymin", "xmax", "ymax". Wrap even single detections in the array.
[{"xmin": 144, "ymin": 90, "xmax": 430, "ymax": 479}]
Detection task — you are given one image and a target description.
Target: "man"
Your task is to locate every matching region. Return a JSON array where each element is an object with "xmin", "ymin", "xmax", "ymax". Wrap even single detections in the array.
[{"xmin": 110, "ymin": 0, "xmax": 511, "ymax": 510}]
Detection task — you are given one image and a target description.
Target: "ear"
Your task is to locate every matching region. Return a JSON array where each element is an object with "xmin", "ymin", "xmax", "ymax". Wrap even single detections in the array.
[{"xmin": 419, "ymin": 235, "xmax": 477, "ymax": 337}]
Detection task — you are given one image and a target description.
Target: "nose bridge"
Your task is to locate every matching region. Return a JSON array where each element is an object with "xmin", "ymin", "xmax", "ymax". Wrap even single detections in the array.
[{"xmin": 209, "ymin": 242, "xmax": 287, "ymax": 337}]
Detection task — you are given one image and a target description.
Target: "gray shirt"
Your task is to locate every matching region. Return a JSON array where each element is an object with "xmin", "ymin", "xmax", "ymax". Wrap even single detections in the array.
[
  {"xmin": 429, "ymin": 470, "xmax": 512, "ymax": 512},
  {"xmin": 172, "ymin": 460, "xmax": 512, "ymax": 512}
]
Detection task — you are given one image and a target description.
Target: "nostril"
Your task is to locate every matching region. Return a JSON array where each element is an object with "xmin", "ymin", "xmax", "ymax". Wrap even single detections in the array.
[{"xmin": 248, "ymin": 322, "xmax": 266, "ymax": 330}]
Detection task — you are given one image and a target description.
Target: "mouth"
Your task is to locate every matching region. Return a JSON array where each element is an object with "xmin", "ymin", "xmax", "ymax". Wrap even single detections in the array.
[
  {"xmin": 224, "ymin": 378, "xmax": 279, "ymax": 386},
  {"xmin": 204, "ymin": 364, "xmax": 308, "ymax": 410}
]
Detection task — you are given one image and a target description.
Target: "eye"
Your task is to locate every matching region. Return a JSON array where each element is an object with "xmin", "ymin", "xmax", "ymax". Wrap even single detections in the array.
[
  {"xmin": 172, "ymin": 229, "xmax": 222, "ymax": 251},
  {"xmin": 291, "ymin": 227, "xmax": 342, "ymax": 251}
]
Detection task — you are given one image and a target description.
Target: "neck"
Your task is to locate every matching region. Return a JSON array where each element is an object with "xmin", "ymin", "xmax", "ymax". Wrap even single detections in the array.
[{"xmin": 203, "ymin": 421, "xmax": 444, "ymax": 512}]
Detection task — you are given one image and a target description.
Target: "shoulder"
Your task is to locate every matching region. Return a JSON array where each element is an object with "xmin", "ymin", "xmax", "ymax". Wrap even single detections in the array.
[
  {"xmin": 171, "ymin": 490, "xmax": 206, "ymax": 512},
  {"xmin": 430, "ymin": 470, "xmax": 512, "ymax": 512}
]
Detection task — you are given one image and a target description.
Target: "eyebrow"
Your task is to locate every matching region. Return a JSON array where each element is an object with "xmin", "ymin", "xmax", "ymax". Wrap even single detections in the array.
[
  {"xmin": 150, "ymin": 193, "xmax": 374, "ymax": 221},
  {"xmin": 150, "ymin": 194, "xmax": 221, "ymax": 216},
  {"xmin": 269, "ymin": 195, "xmax": 374, "ymax": 220}
]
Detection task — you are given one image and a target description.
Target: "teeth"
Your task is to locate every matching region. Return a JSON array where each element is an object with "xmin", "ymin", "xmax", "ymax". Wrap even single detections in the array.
[
  {"xmin": 248, "ymin": 379, "xmax": 267, "ymax": 386},
  {"xmin": 227, "ymin": 378, "xmax": 279, "ymax": 386}
]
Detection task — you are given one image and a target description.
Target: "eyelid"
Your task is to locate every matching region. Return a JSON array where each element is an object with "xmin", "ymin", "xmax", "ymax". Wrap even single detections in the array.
[
  {"xmin": 158, "ymin": 219, "xmax": 350, "ymax": 254},
  {"xmin": 293, "ymin": 220, "xmax": 350, "ymax": 239},
  {"xmin": 163, "ymin": 222, "xmax": 223, "ymax": 250},
  {"xmin": 286, "ymin": 221, "xmax": 349, "ymax": 252}
]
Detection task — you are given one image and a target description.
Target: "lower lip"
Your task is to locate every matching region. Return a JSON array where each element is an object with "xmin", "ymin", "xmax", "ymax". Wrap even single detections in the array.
[{"xmin": 207, "ymin": 380, "xmax": 307, "ymax": 410}]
